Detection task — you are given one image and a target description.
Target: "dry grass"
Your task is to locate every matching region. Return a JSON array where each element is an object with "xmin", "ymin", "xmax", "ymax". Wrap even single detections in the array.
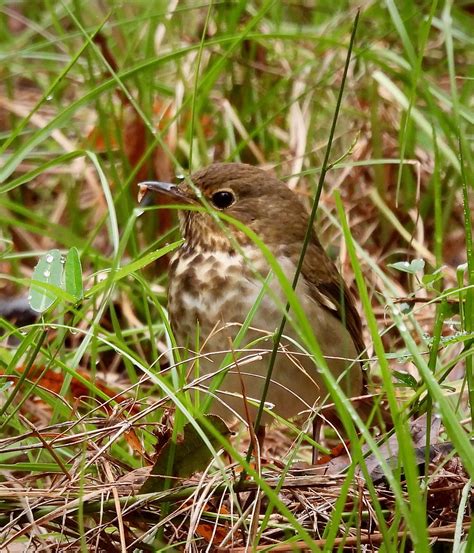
[{"xmin": 0, "ymin": 1, "xmax": 473, "ymax": 551}]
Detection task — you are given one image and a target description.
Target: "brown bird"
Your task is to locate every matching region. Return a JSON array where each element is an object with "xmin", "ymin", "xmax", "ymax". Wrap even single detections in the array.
[{"xmin": 142, "ymin": 163, "xmax": 372, "ymax": 447}]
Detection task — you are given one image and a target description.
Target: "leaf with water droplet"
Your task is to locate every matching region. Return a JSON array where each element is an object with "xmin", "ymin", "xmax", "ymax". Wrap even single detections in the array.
[
  {"xmin": 29, "ymin": 249, "xmax": 63, "ymax": 313},
  {"xmin": 388, "ymin": 259, "xmax": 425, "ymax": 274},
  {"xmin": 64, "ymin": 247, "xmax": 83, "ymax": 301}
]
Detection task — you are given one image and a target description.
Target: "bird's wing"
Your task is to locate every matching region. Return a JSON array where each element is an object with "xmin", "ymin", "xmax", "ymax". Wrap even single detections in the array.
[{"xmin": 301, "ymin": 242, "xmax": 366, "ymax": 359}]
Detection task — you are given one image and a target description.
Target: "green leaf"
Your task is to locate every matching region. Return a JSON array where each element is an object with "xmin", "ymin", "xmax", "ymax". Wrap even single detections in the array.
[
  {"xmin": 388, "ymin": 259, "xmax": 425, "ymax": 274},
  {"xmin": 139, "ymin": 415, "xmax": 231, "ymax": 494},
  {"xmin": 64, "ymin": 247, "xmax": 83, "ymax": 300},
  {"xmin": 421, "ymin": 266, "xmax": 445, "ymax": 289},
  {"xmin": 393, "ymin": 370, "xmax": 418, "ymax": 389},
  {"xmin": 29, "ymin": 249, "xmax": 63, "ymax": 313}
]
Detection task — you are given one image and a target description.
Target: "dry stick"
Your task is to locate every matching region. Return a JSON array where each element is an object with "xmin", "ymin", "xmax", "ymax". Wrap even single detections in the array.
[
  {"xmin": 393, "ymin": 297, "xmax": 460, "ymax": 304},
  {"xmin": 102, "ymin": 459, "xmax": 127, "ymax": 553},
  {"xmin": 19, "ymin": 416, "xmax": 72, "ymax": 480},
  {"xmin": 220, "ymin": 522, "xmax": 472, "ymax": 552}
]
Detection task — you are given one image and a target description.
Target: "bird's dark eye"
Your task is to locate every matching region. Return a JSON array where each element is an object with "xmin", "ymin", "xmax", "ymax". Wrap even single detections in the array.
[{"xmin": 211, "ymin": 190, "xmax": 235, "ymax": 209}]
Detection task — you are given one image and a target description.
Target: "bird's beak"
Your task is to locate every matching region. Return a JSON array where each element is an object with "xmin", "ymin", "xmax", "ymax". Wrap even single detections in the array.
[{"xmin": 138, "ymin": 181, "xmax": 192, "ymax": 204}]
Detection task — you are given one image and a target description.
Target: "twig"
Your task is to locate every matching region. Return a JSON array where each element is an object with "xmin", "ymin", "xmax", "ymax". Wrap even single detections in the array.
[{"xmin": 220, "ymin": 521, "xmax": 472, "ymax": 552}]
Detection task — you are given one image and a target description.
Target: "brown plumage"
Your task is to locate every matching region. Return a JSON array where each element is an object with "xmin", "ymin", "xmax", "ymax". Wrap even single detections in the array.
[{"xmin": 143, "ymin": 163, "xmax": 375, "ymax": 432}]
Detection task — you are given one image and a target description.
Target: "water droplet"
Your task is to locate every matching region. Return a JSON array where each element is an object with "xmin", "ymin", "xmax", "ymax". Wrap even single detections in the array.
[
  {"xmin": 43, "ymin": 270, "xmax": 51, "ymax": 278},
  {"xmin": 398, "ymin": 322, "xmax": 407, "ymax": 333},
  {"xmin": 27, "ymin": 295, "xmax": 32, "ymax": 300},
  {"xmin": 70, "ymin": 329, "xmax": 78, "ymax": 335},
  {"xmin": 176, "ymin": 174, "xmax": 185, "ymax": 180},
  {"xmin": 60, "ymin": 257, "xmax": 66, "ymax": 264},
  {"xmin": 46, "ymin": 94, "xmax": 53, "ymax": 101},
  {"xmin": 45, "ymin": 254, "xmax": 54, "ymax": 263},
  {"xmin": 19, "ymin": 329, "xmax": 27, "ymax": 336},
  {"xmin": 264, "ymin": 402, "xmax": 275, "ymax": 411},
  {"xmin": 134, "ymin": 208, "xmax": 144, "ymax": 218}
]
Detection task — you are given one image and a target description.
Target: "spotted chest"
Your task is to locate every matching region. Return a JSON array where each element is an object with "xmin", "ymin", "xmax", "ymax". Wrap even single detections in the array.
[{"xmin": 167, "ymin": 247, "xmax": 265, "ymax": 344}]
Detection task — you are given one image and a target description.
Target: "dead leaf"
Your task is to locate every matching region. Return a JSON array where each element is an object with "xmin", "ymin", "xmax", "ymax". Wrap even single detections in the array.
[{"xmin": 139, "ymin": 415, "xmax": 231, "ymax": 494}]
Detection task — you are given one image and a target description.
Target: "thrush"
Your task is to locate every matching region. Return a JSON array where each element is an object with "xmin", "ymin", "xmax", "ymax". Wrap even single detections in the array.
[{"xmin": 142, "ymin": 163, "xmax": 372, "ymax": 437}]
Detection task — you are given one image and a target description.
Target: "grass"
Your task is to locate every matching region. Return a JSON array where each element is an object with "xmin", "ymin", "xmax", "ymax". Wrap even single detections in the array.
[{"xmin": 0, "ymin": 1, "xmax": 473, "ymax": 551}]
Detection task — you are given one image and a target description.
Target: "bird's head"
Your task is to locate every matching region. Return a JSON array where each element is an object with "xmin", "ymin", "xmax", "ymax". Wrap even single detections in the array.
[{"xmin": 141, "ymin": 163, "xmax": 313, "ymax": 254}]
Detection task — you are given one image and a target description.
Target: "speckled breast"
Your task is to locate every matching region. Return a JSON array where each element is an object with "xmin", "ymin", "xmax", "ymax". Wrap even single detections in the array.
[{"xmin": 167, "ymin": 246, "xmax": 262, "ymax": 344}]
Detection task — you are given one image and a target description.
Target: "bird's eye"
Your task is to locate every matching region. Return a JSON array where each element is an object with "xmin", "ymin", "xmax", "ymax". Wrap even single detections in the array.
[{"xmin": 211, "ymin": 190, "xmax": 235, "ymax": 209}]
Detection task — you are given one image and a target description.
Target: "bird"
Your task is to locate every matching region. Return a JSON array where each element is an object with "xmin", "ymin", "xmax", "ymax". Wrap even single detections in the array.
[{"xmin": 141, "ymin": 163, "xmax": 374, "ymax": 451}]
